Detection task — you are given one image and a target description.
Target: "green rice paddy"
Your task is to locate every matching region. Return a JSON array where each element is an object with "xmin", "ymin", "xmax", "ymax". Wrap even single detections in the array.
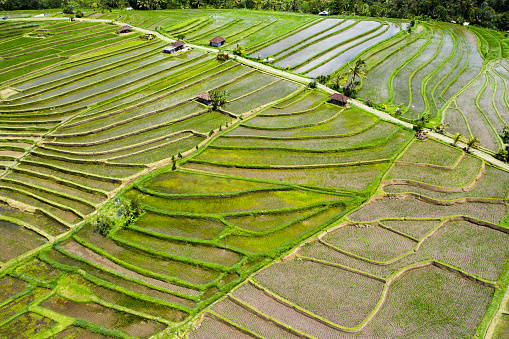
[{"xmin": 0, "ymin": 9, "xmax": 509, "ymax": 339}]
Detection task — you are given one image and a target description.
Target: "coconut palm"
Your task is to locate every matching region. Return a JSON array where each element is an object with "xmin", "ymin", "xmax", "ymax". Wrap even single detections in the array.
[
  {"xmin": 345, "ymin": 58, "xmax": 367, "ymax": 96},
  {"xmin": 452, "ymin": 133, "xmax": 463, "ymax": 146},
  {"xmin": 465, "ymin": 136, "xmax": 480, "ymax": 152}
]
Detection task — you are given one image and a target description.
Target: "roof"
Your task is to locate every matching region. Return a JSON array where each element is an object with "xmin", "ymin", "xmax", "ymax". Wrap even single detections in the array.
[
  {"xmin": 197, "ymin": 92, "xmax": 211, "ymax": 101},
  {"xmin": 120, "ymin": 25, "xmax": 132, "ymax": 31},
  {"xmin": 210, "ymin": 36, "xmax": 226, "ymax": 43},
  {"xmin": 329, "ymin": 93, "xmax": 349, "ymax": 102},
  {"xmin": 171, "ymin": 41, "xmax": 185, "ymax": 48}
]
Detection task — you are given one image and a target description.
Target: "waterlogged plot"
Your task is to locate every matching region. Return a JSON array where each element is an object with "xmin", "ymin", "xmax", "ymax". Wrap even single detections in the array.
[
  {"xmin": 273, "ymin": 20, "xmax": 382, "ymax": 69},
  {"xmin": 255, "ymin": 259, "xmax": 384, "ymax": 327},
  {"xmin": 349, "ymin": 196, "xmax": 507, "ymax": 224}
]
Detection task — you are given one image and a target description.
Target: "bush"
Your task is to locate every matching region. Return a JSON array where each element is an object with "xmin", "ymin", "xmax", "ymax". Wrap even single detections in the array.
[
  {"xmin": 413, "ymin": 120, "xmax": 425, "ymax": 131},
  {"xmin": 495, "ymin": 147, "xmax": 508, "ymax": 162},
  {"xmin": 75, "ymin": 10, "xmax": 83, "ymax": 18},
  {"xmin": 123, "ymin": 199, "xmax": 144, "ymax": 225},
  {"xmin": 93, "ymin": 215, "xmax": 113, "ymax": 237},
  {"xmin": 62, "ymin": 5, "xmax": 74, "ymax": 14},
  {"xmin": 308, "ymin": 79, "xmax": 317, "ymax": 89}
]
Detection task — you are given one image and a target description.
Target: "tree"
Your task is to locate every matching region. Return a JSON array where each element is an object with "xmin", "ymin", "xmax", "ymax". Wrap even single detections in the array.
[
  {"xmin": 210, "ymin": 90, "xmax": 229, "ymax": 110},
  {"xmin": 465, "ymin": 136, "xmax": 480, "ymax": 152},
  {"xmin": 452, "ymin": 133, "xmax": 463, "ymax": 146},
  {"xmin": 233, "ymin": 44, "xmax": 245, "ymax": 56},
  {"xmin": 345, "ymin": 58, "xmax": 367, "ymax": 97},
  {"xmin": 93, "ymin": 215, "xmax": 112, "ymax": 237},
  {"xmin": 137, "ymin": 0, "xmax": 160, "ymax": 9}
]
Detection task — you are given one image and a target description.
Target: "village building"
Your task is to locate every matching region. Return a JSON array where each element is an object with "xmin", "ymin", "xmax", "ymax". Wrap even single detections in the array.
[
  {"xmin": 196, "ymin": 92, "xmax": 212, "ymax": 105},
  {"xmin": 163, "ymin": 41, "xmax": 185, "ymax": 54},
  {"xmin": 119, "ymin": 25, "xmax": 132, "ymax": 33},
  {"xmin": 210, "ymin": 36, "xmax": 226, "ymax": 47},
  {"xmin": 319, "ymin": 11, "xmax": 329, "ymax": 16},
  {"xmin": 329, "ymin": 93, "xmax": 349, "ymax": 106},
  {"xmin": 172, "ymin": 40, "xmax": 185, "ymax": 51}
]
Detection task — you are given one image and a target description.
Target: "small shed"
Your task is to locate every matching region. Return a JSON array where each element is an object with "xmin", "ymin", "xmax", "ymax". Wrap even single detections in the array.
[
  {"xmin": 163, "ymin": 46, "xmax": 176, "ymax": 54},
  {"xmin": 119, "ymin": 25, "xmax": 132, "ymax": 33},
  {"xmin": 126, "ymin": 7, "xmax": 133, "ymax": 10},
  {"xmin": 1, "ymin": 16, "xmax": 6, "ymax": 20},
  {"xmin": 329, "ymin": 93, "xmax": 349, "ymax": 106},
  {"xmin": 210, "ymin": 36, "xmax": 226, "ymax": 47},
  {"xmin": 318, "ymin": 11, "xmax": 329, "ymax": 16},
  {"xmin": 171, "ymin": 40, "xmax": 185, "ymax": 51},
  {"xmin": 197, "ymin": 92, "xmax": 212, "ymax": 105}
]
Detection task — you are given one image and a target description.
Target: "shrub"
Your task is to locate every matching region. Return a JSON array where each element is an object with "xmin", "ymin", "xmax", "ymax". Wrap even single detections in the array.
[
  {"xmin": 75, "ymin": 11, "xmax": 84, "ymax": 18},
  {"xmin": 233, "ymin": 44, "xmax": 245, "ymax": 56},
  {"xmin": 93, "ymin": 216, "xmax": 113, "ymax": 237},
  {"xmin": 308, "ymin": 79, "xmax": 317, "ymax": 89},
  {"xmin": 495, "ymin": 147, "xmax": 508, "ymax": 162},
  {"xmin": 63, "ymin": 5, "xmax": 74, "ymax": 14},
  {"xmin": 500, "ymin": 126, "xmax": 509, "ymax": 143}
]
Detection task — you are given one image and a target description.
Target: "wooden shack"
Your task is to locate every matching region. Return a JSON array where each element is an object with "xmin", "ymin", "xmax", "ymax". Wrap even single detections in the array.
[
  {"xmin": 210, "ymin": 36, "xmax": 226, "ymax": 47},
  {"xmin": 197, "ymin": 92, "xmax": 212, "ymax": 105},
  {"xmin": 119, "ymin": 25, "xmax": 133, "ymax": 33},
  {"xmin": 329, "ymin": 93, "xmax": 349, "ymax": 106},
  {"xmin": 172, "ymin": 41, "xmax": 185, "ymax": 51}
]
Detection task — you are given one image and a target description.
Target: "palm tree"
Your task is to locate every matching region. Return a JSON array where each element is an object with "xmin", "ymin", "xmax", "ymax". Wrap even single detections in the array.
[
  {"xmin": 345, "ymin": 58, "xmax": 367, "ymax": 96},
  {"xmin": 465, "ymin": 136, "xmax": 480, "ymax": 152},
  {"xmin": 452, "ymin": 133, "xmax": 463, "ymax": 146}
]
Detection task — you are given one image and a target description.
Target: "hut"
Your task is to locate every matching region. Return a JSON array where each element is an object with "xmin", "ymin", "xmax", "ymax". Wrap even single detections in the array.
[
  {"xmin": 329, "ymin": 93, "xmax": 349, "ymax": 106},
  {"xmin": 163, "ymin": 41, "xmax": 185, "ymax": 54},
  {"xmin": 1, "ymin": 16, "xmax": 6, "ymax": 20},
  {"xmin": 119, "ymin": 25, "xmax": 132, "ymax": 33},
  {"xmin": 318, "ymin": 11, "xmax": 329, "ymax": 16},
  {"xmin": 163, "ymin": 46, "xmax": 176, "ymax": 54},
  {"xmin": 210, "ymin": 36, "xmax": 226, "ymax": 47},
  {"xmin": 171, "ymin": 40, "xmax": 185, "ymax": 51},
  {"xmin": 197, "ymin": 92, "xmax": 212, "ymax": 105}
]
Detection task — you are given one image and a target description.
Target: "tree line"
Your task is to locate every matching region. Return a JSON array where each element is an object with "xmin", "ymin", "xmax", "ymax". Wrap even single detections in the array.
[{"xmin": 1, "ymin": 0, "xmax": 509, "ymax": 31}]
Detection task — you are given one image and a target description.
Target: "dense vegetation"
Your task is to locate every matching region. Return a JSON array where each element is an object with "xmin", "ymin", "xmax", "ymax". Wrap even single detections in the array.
[{"xmin": 2, "ymin": 0, "xmax": 509, "ymax": 31}]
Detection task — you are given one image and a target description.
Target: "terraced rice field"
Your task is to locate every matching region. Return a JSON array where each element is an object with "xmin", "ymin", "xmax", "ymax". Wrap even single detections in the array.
[
  {"xmin": 1, "ymin": 10, "xmax": 509, "ymax": 339},
  {"xmin": 185, "ymin": 94, "xmax": 509, "ymax": 338},
  {"xmin": 355, "ymin": 21, "xmax": 509, "ymax": 151}
]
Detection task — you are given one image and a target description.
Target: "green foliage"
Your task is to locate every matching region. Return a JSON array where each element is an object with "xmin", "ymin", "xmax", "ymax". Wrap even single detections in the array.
[
  {"xmin": 465, "ymin": 136, "xmax": 480, "ymax": 152},
  {"xmin": 501, "ymin": 126, "xmax": 509, "ymax": 143},
  {"xmin": 495, "ymin": 147, "xmax": 508, "ymax": 162},
  {"xmin": 344, "ymin": 58, "xmax": 367, "ymax": 97},
  {"xmin": 452, "ymin": 133, "xmax": 463, "ymax": 146},
  {"xmin": 433, "ymin": 123, "xmax": 449, "ymax": 134},
  {"xmin": 210, "ymin": 89, "xmax": 229, "ymax": 110},
  {"xmin": 232, "ymin": 44, "xmax": 245, "ymax": 56},
  {"xmin": 308, "ymin": 79, "xmax": 317, "ymax": 89},
  {"xmin": 92, "ymin": 215, "xmax": 113, "ymax": 237}
]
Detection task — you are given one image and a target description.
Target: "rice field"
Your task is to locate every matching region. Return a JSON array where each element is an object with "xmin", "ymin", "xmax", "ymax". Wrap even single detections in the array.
[{"xmin": 1, "ymin": 10, "xmax": 509, "ymax": 339}]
